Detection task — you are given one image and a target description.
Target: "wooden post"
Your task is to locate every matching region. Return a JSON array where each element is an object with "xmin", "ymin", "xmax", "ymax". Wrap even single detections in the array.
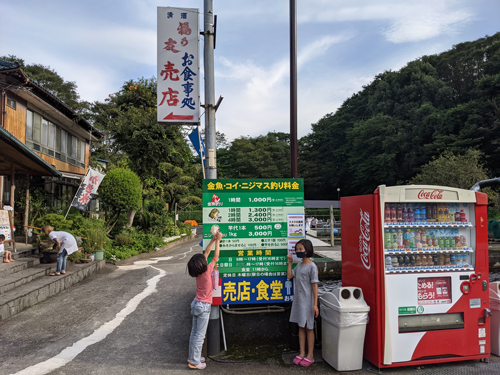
[
  {"xmin": 24, "ymin": 174, "xmax": 30, "ymax": 245},
  {"xmin": 9, "ymin": 210, "xmax": 16, "ymax": 252},
  {"xmin": 10, "ymin": 166, "xmax": 15, "ymax": 213}
]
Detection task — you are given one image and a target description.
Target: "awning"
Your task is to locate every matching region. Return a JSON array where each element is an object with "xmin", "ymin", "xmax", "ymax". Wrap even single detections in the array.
[
  {"xmin": 61, "ymin": 172, "xmax": 85, "ymax": 180},
  {"xmin": 0, "ymin": 126, "xmax": 61, "ymax": 177}
]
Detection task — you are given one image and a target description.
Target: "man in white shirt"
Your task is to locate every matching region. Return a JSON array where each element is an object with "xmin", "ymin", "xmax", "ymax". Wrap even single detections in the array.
[{"xmin": 41, "ymin": 225, "xmax": 78, "ymax": 276}]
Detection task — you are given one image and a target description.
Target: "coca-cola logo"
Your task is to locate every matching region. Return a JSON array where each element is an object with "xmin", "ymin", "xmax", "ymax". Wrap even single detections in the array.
[
  {"xmin": 417, "ymin": 190, "xmax": 443, "ymax": 200},
  {"xmin": 359, "ymin": 209, "xmax": 371, "ymax": 270}
]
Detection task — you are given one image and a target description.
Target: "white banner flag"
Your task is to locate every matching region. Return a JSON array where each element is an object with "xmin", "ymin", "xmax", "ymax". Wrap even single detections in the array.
[{"xmin": 72, "ymin": 168, "xmax": 106, "ymax": 211}]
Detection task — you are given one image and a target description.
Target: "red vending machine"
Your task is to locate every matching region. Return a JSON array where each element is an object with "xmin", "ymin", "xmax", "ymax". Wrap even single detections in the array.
[{"xmin": 342, "ymin": 185, "xmax": 490, "ymax": 368}]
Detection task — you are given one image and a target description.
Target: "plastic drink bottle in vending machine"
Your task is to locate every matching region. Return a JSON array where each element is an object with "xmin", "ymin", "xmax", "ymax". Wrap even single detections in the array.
[
  {"xmin": 391, "ymin": 204, "xmax": 397, "ymax": 222},
  {"xmin": 409, "ymin": 230, "xmax": 415, "ymax": 249},
  {"xmin": 421, "ymin": 205, "xmax": 427, "ymax": 222},
  {"xmin": 392, "ymin": 230, "xmax": 398, "ymax": 249},
  {"xmin": 385, "ymin": 204, "xmax": 391, "ymax": 222},
  {"xmin": 403, "ymin": 230, "xmax": 410, "ymax": 249},
  {"xmin": 385, "ymin": 229, "xmax": 391, "ymax": 249},
  {"xmin": 402, "ymin": 205, "xmax": 408, "ymax": 222},
  {"xmin": 397, "ymin": 204, "xmax": 403, "ymax": 222},
  {"xmin": 455, "ymin": 210, "xmax": 461, "ymax": 222},
  {"xmin": 415, "ymin": 230, "xmax": 422, "ymax": 249},
  {"xmin": 397, "ymin": 229, "xmax": 403, "ymax": 249},
  {"xmin": 408, "ymin": 205, "xmax": 414, "ymax": 222}
]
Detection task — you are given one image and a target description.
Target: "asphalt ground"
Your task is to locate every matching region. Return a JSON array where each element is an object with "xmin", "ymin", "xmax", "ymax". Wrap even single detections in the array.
[{"xmin": 1, "ymin": 236, "xmax": 500, "ymax": 374}]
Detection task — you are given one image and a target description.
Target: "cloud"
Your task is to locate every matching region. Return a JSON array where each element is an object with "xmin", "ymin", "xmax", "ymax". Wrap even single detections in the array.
[
  {"xmin": 214, "ymin": 33, "xmax": 355, "ymax": 140},
  {"xmin": 296, "ymin": 0, "xmax": 475, "ymax": 43}
]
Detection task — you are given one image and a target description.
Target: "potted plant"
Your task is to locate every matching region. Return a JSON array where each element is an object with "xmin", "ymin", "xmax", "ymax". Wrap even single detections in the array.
[
  {"xmin": 82, "ymin": 219, "xmax": 109, "ymax": 261},
  {"xmin": 33, "ymin": 239, "xmax": 59, "ymax": 263}
]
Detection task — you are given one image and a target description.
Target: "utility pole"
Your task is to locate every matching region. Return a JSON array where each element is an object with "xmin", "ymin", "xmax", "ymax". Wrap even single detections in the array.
[
  {"xmin": 203, "ymin": 0, "xmax": 221, "ymax": 357},
  {"xmin": 204, "ymin": 0, "xmax": 216, "ymax": 179},
  {"xmin": 290, "ymin": 0, "xmax": 298, "ymax": 178}
]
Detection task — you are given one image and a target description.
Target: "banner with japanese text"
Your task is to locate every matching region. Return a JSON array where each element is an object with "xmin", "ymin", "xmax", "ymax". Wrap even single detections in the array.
[
  {"xmin": 72, "ymin": 168, "xmax": 106, "ymax": 211},
  {"xmin": 157, "ymin": 7, "xmax": 199, "ymax": 125},
  {"xmin": 203, "ymin": 179, "xmax": 304, "ymax": 305}
]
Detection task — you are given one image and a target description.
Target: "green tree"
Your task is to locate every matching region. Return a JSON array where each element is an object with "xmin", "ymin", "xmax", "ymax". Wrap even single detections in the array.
[
  {"xmin": 90, "ymin": 78, "xmax": 200, "ymax": 210},
  {"xmin": 98, "ymin": 168, "xmax": 142, "ymax": 233},
  {"xmin": 409, "ymin": 149, "xmax": 489, "ymax": 189}
]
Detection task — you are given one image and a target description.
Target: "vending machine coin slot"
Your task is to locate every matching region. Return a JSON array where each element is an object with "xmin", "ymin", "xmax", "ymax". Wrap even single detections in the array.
[{"xmin": 483, "ymin": 280, "xmax": 488, "ymax": 291}]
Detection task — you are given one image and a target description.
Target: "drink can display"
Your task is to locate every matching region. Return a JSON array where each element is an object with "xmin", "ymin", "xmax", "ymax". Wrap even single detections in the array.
[
  {"xmin": 450, "ymin": 254, "xmax": 457, "ymax": 266},
  {"xmin": 404, "ymin": 255, "xmax": 410, "ymax": 267},
  {"xmin": 432, "ymin": 254, "xmax": 439, "ymax": 266},
  {"xmin": 456, "ymin": 253, "xmax": 463, "ymax": 267},
  {"xmin": 445, "ymin": 254, "xmax": 451, "ymax": 266},
  {"xmin": 455, "ymin": 236, "xmax": 461, "ymax": 248},
  {"xmin": 391, "ymin": 256, "xmax": 399, "ymax": 268},
  {"xmin": 421, "ymin": 205, "xmax": 427, "ymax": 222},
  {"xmin": 438, "ymin": 254, "xmax": 445, "ymax": 266},
  {"xmin": 416, "ymin": 255, "xmax": 422, "ymax": 267},
  {"xmin": 410, "ymin": 254, "xmax": 416, "ymax": 266}
]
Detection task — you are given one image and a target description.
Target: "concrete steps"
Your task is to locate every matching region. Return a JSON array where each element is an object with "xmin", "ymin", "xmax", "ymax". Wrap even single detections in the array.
[{"xmin": 0, "ymin": 244, "xmax": 106, "ymax": 321}]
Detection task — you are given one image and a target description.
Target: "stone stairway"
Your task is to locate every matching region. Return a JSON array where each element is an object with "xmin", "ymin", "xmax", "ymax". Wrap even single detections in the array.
[{"xmin": 0, "ymin": 243, "xmax": 105, "ymax": 321}]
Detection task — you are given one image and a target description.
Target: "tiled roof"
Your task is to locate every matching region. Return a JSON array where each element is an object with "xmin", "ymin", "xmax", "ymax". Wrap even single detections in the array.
[
  {"xmin": 0, "ymin": 60, "xmax": 21, "ymax": 70},
  {"xmin": 0, "ymin": 59, "xmax": 103, "ymax": 138}
]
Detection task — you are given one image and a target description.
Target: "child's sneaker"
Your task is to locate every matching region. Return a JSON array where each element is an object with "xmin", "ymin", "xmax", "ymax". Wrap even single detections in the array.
[{"xmin": 188, "ymin": 362, "xmax": 206, "ymax": 369}]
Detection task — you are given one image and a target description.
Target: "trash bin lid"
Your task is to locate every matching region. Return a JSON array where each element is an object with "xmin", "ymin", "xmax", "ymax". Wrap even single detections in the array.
[{"xmin": 320, "ymin": 288, "xmax": 370, "ymax": 313}]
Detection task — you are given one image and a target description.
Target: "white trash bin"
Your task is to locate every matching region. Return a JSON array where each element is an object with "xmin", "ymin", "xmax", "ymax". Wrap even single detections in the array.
[
  {"xmin": 320, "ymin": 287, "xmax": 370, "ymax": 371},
  {"xmin": 490, "ymin": 281, "xmax": 500, "ymax": 356}
]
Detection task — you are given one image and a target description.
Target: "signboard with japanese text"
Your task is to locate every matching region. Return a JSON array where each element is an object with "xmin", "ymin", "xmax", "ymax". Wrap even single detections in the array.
[
  {"xmin": 157, "ymin": 7, "xmax": 199, "ymax": 125},
  {"xmin": 203, "ymin": 179, "xmax": 304, "ymax": 305},
  {"xmin": 417, "ymin": 277, "xmax": 452, "ymax": 305},
  {"xmin": 71, "ymin": 168, "xmax": 106, "ymax": 211},
  {"xmin": 0, "ymin": 210, "xmax": 13, "ymax": 241}
]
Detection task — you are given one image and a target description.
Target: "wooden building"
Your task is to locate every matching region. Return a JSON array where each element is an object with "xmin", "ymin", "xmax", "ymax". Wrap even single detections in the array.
[{"xmin": 0, "ymin": 59, "xmax": 102, "ymax": 232}]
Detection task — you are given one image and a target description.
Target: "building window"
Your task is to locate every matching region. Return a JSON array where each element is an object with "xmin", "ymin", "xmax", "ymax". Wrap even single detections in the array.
[
  {"xmin": 25, "ymin": 110, "xmax": 87, "ymax": 168},
  {"xmin": 7, "ymin": 97, "xmax": 16, "ymax": 110}
]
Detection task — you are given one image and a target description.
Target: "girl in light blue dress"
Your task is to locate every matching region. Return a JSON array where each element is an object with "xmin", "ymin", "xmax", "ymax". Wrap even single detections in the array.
[{"xmin": 287, "ymin": 239, "xmax": 319, "ymax": 367}]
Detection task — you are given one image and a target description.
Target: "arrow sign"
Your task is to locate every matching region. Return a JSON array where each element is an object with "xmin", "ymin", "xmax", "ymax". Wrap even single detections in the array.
[{"xmin": 163, "ymin": 112, "xmax": 195, "ymax": 121}]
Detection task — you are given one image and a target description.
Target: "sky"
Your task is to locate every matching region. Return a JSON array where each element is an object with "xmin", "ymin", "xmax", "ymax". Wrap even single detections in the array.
[{"xmin": 2, "ymin": 0, "xmax": 499, "ymax": 142}]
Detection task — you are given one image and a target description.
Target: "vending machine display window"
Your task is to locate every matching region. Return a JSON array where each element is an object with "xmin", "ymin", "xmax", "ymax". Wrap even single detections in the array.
[{"xmin": 417, "ymin": 277, "xmax": 452, "ymax": 305}]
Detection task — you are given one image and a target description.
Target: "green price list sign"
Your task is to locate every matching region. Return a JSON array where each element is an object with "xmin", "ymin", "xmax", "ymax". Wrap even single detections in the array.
[{"xmin": 202, "ymin": 178, "xmax": 304, "ymax": 278}]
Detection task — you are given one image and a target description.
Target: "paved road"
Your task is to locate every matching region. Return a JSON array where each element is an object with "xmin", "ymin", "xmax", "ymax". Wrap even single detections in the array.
[{"xmin": 1, "ymin": 237, "xmax": 500, "ymax": 375}]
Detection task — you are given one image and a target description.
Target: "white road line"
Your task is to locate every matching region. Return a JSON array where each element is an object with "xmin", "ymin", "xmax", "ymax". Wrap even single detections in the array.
[
  {"xmin": 178, "ymin": 246, "xmax": 196, "ymax": 259},
  {"xmin": 11, "ymin": 265, "xmax": 166, "ymax": 375}
]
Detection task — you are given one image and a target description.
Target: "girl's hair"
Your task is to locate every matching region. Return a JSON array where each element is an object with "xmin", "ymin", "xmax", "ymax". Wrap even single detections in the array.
[
  {"xmin": 187, "ymin": 253, "xmax": 208, "ymax": 277},
  {"xmin": 296, "ymin": 239, "xmax": 314, "ymax": 257}
]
